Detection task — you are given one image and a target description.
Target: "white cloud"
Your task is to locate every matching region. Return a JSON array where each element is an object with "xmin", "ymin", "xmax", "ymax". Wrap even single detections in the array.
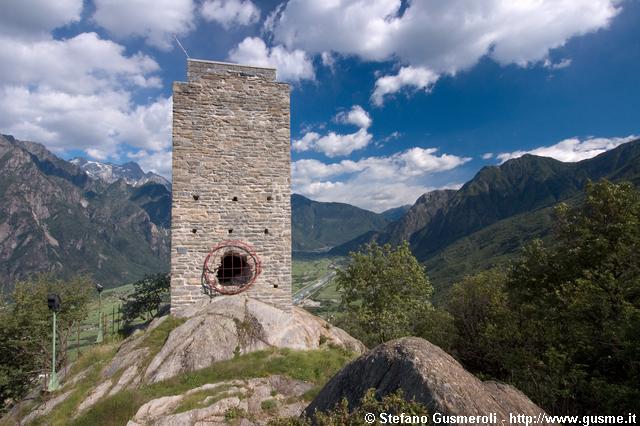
[
  {"xmin": 93, "ymin": 0, "xmax": 195, "ymax": 50},
  {"xmin": 482, "ymin": 153, "xmax": 495, "ymax": 160},
  {"xmin": 118, "ymin": 97, "xmax": 173, "ymax": 152},
  {"xmin": 267, "ymin": 0, "xmax": 621, "ymax": 103},
  {"xmin": 0, "ymin": 87, "xmax": 172, "ymax": 160},
  {"xmin": 372, "ymin": 66, "xmax": 439, "ymax": 106},
  {"xmin": 201, "ymin": 0, "xmax": 260, "ymax": 28},
  {"xmin": 374, "ymin": 131, "xmax": 402, "ymax": 148},
  {"xmin": 127, "ymin": 150, "xmax": 172, "ymax": 178},
  {"xmin": 496, "ymin": 135, "xmax": 638, "ymax": 163},
  {"xmin": 334, "ymin": 105, "xmax": 372, "ymax": 129},
  {"xmin": 0, "ymin": 33, "xmax": 160, "ymax": 95},
  {"xmin": 228, "ymin": 37, "xmax": 314, "ymax": 83},
  {"xmin": 293, "ymin": 129, "xmax": 372, "ymax": 157},
  {"xmin": 294, "ymin": 105, "xmax": 374, "ymax": 157},
  {"xmin": 270, "ymin": 0, "xmax": 620, "ymax": 69},
  {"xmin": 85, "ymin": 148, "xmax": 110, "ymax": 161},
  {"xmin": 293, "ymin": 147, "xmax": 470, "ymax": 212},
  {"xmin": 543, "ymin": 58, "xmax": 572, "ymax": 70},
  {"xmin": 0, "ymin": 30, "xmax": 172, "ymax": 177},
  {"xmin": 320, "ymin": 51, "xmax": 336, "ymax": 71},
  {"xmin": 292, "ymin": 132, "xmax": 319, "ymax": 153},
  {"xmin": 0, "ymin": 0, "xmax": 83, "ymax": 39},
  {"xmin": 267, "ymin": 0, "xmax": 400, "ymax": 62},
  {"xmin": 400, "ymin": 148, "xmax": 471, "ymax": 176},
  {"xmin": 292, "ymin": 158, "xmax": 363, "ymax": 182}
]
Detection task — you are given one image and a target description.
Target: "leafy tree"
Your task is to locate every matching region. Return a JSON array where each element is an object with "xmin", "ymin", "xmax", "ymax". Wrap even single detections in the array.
[
  {"xmin": 447, "ymin": 269, "xmax": 508, "ymax": 375},
  {"xmin": 449, "ymin": 181, "xmax": 640, "ymax": 414},
  {"xmin": 335, "ymin": 241, "xmax": 433, "ymax": 347},
  {"xmin": 0, "ymin": 275, "xmax": 91, "ymax": 409},
  {"xmin": 503, "ymin": 180, "xmax": 640, "ymax": 413},
  {"xmin": 413, "ymin": 307, "xmax": 458, "ymax": 354},
  {"xmin": 121, "ymin": 273, "xmax": 170, "ymax": 325}
]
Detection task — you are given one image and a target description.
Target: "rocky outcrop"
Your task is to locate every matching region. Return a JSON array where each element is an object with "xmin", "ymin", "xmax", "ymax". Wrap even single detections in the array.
[
  {"xmin": 127, "ymin": 376, "xmax": 312, "ymax": 426},
  {"xmin": 10, "ymin": 310, "xmax": 553, "ymax": 426},
  {"xmin": 20, "ymin": 390, "xmax": 73, "ymax": 425},
  {"xmin": 17, "ymin": 298, "xmax": 364, "ymax": 423},
  {"xmin": 145, "ymin": 297, "xmax": 365, "ymax": 383},
  {"xmin": 77, "ymin": 380, "xmax": 113, "ymax": 413},
  {"xmin": 306, "ymin": 337, "xmax": 553, "ymax": 425}
]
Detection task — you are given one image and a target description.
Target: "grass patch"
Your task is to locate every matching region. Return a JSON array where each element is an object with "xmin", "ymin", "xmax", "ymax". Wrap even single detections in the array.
[
  {"xmin": 172, "ymin": 384, "xmax": 234, "ymax": 414},
  {"xmin": 67, "ymin": 283, "xmax": 135, "ymax": 361},
  {"xmin": 261, "ymin": 398, "xmax": 278, "ymax": 413},
  {"xmin": 27, "ymin": 315, "xmax": 185, "ymax": 426},
  {"xmin": 69, "ymin": 389, "xmax": 146, "ymax": 426},
  {"xmin": 71, "ymin": 347, "xmax": 355, "ymax": 425},
  {"xmin": 32, "ymin": 342, "xmax": 119, "ymax": 426},
  {"xmin": 67, "ymin": 338, "xmax": 121, "ymax": 379},
  {"xmin": 224, "ymin": 406, "xmax": 253, "ymax": 424},
  {"xmin": 300, "ymin": 387, "xmax": 321, "ymax": 402},
  {"xmin": 146, "ymin": 347, "xmax": 354, "ymax": 396},
  {"xmin": 138, "ymin": 315, "xmax": 186, "ymax": 356}
]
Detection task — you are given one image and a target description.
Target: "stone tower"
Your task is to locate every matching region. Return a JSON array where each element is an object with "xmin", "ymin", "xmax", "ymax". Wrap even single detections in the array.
[{"xmin": 171, "ymin": 59, "xmax": 292, "ymax": 316}]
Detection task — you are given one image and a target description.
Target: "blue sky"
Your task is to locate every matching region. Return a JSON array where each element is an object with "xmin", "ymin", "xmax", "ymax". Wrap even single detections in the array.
[{"xmin": 0, "ymin": 0, "xmax": 638, "ymax": 211}]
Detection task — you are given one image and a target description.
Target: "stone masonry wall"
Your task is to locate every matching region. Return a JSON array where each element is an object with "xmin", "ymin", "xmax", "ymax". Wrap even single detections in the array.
[{"xmin": 171, "ymin": 59, "xmax": 292, "ymax": 316}]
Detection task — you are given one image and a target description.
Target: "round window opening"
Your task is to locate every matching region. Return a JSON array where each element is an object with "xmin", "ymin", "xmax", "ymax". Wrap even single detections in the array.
[{"xmin": 203, "ymin": 240, "xmax": 261, "ymax": 295}]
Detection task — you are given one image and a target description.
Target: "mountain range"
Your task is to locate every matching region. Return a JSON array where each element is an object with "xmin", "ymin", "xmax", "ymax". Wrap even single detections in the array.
[
  {"xmin": 1, "ymin": 133, "xmax": 639, "ymax": 292},
  {"xmin": 291, "ymin": 194, "xmax": 390, "ymax": 252},
  {"xmin": 70, "ymin": 157, "xmax": 171, "ymax": 190},
  {"xmin": 331, "ymin": 137, "xmax": 640, "ymax": 293},
  {"xmin": 0, "ymin": 134, "xmax": 170, "ymax": 288}
]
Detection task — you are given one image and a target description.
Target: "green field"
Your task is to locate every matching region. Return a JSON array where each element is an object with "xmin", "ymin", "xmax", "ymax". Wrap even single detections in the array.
[
  {"xmin": 67, "ymin": 284, "xmax": 134, "ymax": 360},
  {"xmin": 292, "ymin": 256, "xmax": 346, "ymax": 319},
  {"xmin": 292, "ymin": 257, "xmax": 336, "ymax": 292}
]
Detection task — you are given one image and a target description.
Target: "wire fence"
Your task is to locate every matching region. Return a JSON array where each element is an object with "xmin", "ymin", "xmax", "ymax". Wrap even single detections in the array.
[{"xmin": 68, "ymin": 304, "xmax": 124, "ymax": 359}]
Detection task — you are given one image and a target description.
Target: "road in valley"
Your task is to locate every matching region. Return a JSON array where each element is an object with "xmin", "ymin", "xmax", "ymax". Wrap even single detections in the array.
[{"xmin": 292, "ymin": 271, "xmax": 336, "ymax": 305}]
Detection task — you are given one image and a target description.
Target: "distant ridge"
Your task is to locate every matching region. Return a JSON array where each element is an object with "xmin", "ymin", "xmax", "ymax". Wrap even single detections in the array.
[
  {"xmin": 70, "ymin": 157, "xmax": 171, "ymax": 190},
  {"xmin": 291, "ymin": 194, "xmax": 390, "ymax": 252},
  {"xmin": 380, "ymin": 204, "xmax": 411, "ymax": 222},
  {"xmin": 332, "ymin": 137, "xmax": 640, "ymax": 291},
  {"xmin": 0, "ymin": 134, "xmax": 170, "ymax": 287},
  {"xmin": 3, "ymin": 132, "xmax": 638, "ymax": 291}
]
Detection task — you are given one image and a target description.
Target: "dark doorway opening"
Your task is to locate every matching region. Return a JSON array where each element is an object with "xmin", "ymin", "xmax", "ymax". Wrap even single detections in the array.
[{"xmin": 217, "ymin": 252, "xmax": 252, "ymax": 286}]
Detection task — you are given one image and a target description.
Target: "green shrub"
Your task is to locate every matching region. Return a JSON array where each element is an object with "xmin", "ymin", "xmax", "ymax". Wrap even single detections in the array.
[
  {"xmin": 0, "ymin": 275, "xmax": 91, "ymax": 410},
  {"xmin": 120, "ymin": 273, "xmax": 169, "ymax": 326},
  {"xmin": 335, "ymin": 241, "xmax": 434, "ymax": 347},
  {"xmin": 261, "ymin": 398, "xmax": 278, "ymax": 413},
  {"xmin": 269, "ymin": 388, "xmax": 430, "ymax": 425},
  {"xmin": 448, "ymin": 181, "xmax": 640, "ymax": 414}
]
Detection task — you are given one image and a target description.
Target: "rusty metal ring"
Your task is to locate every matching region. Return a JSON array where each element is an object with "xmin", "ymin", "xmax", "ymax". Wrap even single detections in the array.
[{"xmin": 203, "ymin": 240, "xmax": 262, "ymax": 295}]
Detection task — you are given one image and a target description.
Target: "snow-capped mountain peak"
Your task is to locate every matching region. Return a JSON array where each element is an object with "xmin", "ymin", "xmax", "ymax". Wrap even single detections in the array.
[{"xmin": 70, "ymin": 157, "xmax": 170, "ymax": 189}]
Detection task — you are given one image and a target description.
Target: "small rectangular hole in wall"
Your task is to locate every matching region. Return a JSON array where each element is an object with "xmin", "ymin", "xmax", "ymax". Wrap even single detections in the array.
[
  {"xmin": 273, "ymin": 284, "xmax": 278, "ymax": 288},
  {"xmin": 191, "ymin": 228, "xmax": 197, "ymax": 234},
  {"xmin": 228, "ymin": 229, "xmax": 233, "ymax": 234},
  {"xmin": 267, "ymin": 196, "xmax": 273, "ymax": 201},
  {"xmin": 192, "ymin": 194, "xmax": 200, "ymax": 201},
  {"xmin": 264, "ymin": 229, "xmax": 269, "ymax": 235},
  {"xmin": 232, "ymin": 196, "xmax": 238, "ymax": 201}
]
